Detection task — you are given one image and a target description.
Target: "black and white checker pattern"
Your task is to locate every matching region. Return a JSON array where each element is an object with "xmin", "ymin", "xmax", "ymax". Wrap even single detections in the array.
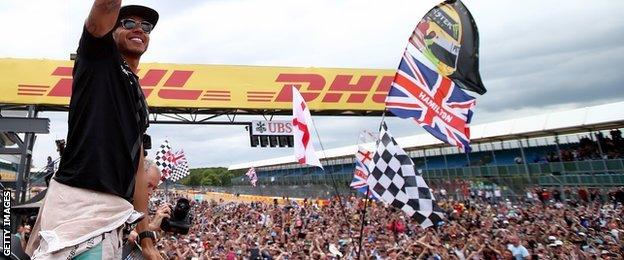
[
  {"xmin": 169, "ymin": 159, "xmax": 189, "ymax": 182},
  {"xmin": 366, "ymin": 122, "xmax": 444, "ymax": 228},
  {"xmin": 154, "ymin": 140, "xmax": 173, "ymax": 178}
]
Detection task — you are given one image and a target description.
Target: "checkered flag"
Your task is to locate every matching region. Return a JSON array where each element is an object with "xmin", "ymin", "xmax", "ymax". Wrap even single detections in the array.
[
  {"xmin": 367, "ymin": 122, "xmax": 444, "ymax": 228},
  {"xmin": 154, "ymin": 140, "xmax": 173, "ymax": 179},
  {"xmin": 169, "ymin": 156, "xmax": 190, "ymax": 182}
]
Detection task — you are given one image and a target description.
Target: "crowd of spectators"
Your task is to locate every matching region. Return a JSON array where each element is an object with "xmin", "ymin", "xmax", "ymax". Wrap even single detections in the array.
[
  {"xmin": 150, "ymin": 186, "xmax": 624, "ymax": 259},
  {"xmin": 531, "ymin": 130, "xmax": 623, "ymax": 164}
]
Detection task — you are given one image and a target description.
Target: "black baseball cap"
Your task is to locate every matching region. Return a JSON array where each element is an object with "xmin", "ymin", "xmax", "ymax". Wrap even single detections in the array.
[{"xmin": 118, "ymin": 5, "xmax": 159, "ymax": 27}]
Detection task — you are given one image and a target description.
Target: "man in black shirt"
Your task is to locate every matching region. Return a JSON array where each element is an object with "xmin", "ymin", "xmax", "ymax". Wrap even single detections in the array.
[{"xmin": 27, "ymin": 1, "xmax": 160, "ymax": 259}]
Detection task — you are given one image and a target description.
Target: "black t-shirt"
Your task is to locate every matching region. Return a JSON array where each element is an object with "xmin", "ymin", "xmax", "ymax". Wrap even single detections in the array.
[{"xmin": 54, "ymin": 27, "xmax": 149, "ymax": 201}]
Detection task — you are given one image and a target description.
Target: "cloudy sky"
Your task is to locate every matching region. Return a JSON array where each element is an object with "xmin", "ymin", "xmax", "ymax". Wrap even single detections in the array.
[{"xmin": 1, "ymin": 0, "xmax": 623, "ymax": 169}]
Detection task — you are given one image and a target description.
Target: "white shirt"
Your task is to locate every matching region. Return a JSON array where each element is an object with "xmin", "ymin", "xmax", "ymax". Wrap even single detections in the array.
[
  {"xmin": 507, "ymin": 244, "xmax": 529, "ymax": 259},
  {"xmin": 611, "ymin": 229, "xmax": 620, "ymax": 240},
  {"xmin": 453, "ymin": 248, "xmax": 466, "ymax": 260},
  {"xmin": 28, "ymin": 179, "xmax": 135, "ymax": 256}
]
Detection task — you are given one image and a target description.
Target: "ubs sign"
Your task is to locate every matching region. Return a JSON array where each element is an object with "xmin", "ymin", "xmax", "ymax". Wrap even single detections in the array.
[{"xmin": 251, "ymin": 120, "xmax": 293, "ymax": 136}]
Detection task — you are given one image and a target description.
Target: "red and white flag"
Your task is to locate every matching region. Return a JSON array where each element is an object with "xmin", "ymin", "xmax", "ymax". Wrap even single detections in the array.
[
  {"xmin": 292, "ymin": 86, "xmax": 323, "ymax": 169},
  {"xmin": 245, "ymin": 167, "xmax": 258, "ymax": 187}
]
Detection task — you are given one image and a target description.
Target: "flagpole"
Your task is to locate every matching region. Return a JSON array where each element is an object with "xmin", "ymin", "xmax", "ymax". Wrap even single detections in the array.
[
  {"xmin": 309, "ymin": 116, "xmax": 354, "ymax": 245},
  {"xmin": 379, "ymin": 110, "xmax": 387, "ymax": 130},
  {"xmin": 357, "ymin": 109, "xmax": 387, "ymax": 259},
  {"xmin": 165, "ymin": 179, "xmax": 169, "ymax": 203},
  {"xmin": 356, "ymin": 187, "xmax": 371, "ymax": 259}
]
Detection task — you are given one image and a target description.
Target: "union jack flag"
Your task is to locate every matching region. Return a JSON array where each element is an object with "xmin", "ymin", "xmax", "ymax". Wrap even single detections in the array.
[
  {"xmin": 168, "ymin": 150, "xmax": 190, "ymax": 182},
  {"xmin": 154, "ymin": 140, "xmax": 189, "ymax": 181},
  {"xmin": 350, "ymin": 146, "xmax": 377, "ymax": 200},
  {"xmin": 386, "ymin": 46, "xmax": 476, "ymax": 152}
]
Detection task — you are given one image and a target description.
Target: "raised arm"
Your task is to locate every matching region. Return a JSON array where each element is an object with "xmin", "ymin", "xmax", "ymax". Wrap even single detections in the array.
[
  {"xmin": 466, "ymin": 245, "xmax": 484, "ymax": 259},
  {"xmin": 86, "ymin": 0, "xmax": 121, "ymax": 37}
]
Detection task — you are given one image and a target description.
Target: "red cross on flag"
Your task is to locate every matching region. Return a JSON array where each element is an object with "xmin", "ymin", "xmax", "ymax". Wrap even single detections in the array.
[{"xmin": 292, "ymin": 86, "xmax": 323, "ymax": 169}]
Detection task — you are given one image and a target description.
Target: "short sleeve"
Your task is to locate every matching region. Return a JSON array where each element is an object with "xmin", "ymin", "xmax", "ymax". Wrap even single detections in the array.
[{"xmin": 76, "ymin": 26, "xmax": 116, "ymax": 60}]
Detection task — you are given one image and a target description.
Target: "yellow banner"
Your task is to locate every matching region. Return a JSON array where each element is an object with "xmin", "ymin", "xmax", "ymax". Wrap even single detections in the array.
[{"xmin": 0, "ymin": 58, "xmax": 395, "ymax": 111}]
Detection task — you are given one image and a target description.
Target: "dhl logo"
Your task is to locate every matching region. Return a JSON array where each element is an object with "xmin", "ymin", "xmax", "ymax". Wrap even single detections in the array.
[
  {"xmin": 18, "ymin": 67, "xmax": 220, "ymax": 101},
  {"xmin": 17, "ymin": 66, "xmax": 393, "ymax": 105},
  {"xmin": 271, "ymin": 73, "xmax": 393, "ymax": 104}
]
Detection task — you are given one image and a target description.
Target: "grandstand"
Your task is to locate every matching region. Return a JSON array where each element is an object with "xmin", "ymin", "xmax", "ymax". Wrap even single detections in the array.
[
  {"xmin": 0, "ymin": 159, "xmax": 17, "ymax": 186},
  {"xmin": 229, "ymin": 101, "xmax": 624, "ymax": 197},
  {"xmin": 1, "ymin": 133, "xmax": 19, "ymax": 186}
]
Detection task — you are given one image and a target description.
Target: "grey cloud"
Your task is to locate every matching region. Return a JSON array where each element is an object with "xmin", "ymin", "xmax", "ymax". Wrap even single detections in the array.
[
  {"xmin": 479, "ymin": 45, "xmax": 624, "ymax": 112},
  {"xmin": 6, "ymin": 0, "xmax": 623, "ymax": 167}
]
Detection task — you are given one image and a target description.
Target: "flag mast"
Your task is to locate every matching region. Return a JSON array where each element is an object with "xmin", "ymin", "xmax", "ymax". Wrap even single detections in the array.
[
  {"xmin": 308, "ymin": 111, "xmax": 354, "ymax": 246},
  {"xmin": 292, "ymin": 85, "xmax": 354, "ymax": 247},
  {"xmin": 356, "ymin": 109, "xmax": 386, "ymax": 259}
]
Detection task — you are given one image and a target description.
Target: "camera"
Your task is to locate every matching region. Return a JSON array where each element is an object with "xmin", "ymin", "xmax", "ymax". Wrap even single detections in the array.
[
  {"xmin": 160, "ymin": 198, "xmax": 192, "ymax": 234},
  {"xmin": 143, "ymin": 134, "xmax": 152, "ymax": 150}
]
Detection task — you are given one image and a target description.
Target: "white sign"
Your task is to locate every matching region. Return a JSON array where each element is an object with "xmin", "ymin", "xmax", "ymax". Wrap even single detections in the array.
[{"xmin": 251, "ymin": 120, "xmax": 293, "ymax": 136}]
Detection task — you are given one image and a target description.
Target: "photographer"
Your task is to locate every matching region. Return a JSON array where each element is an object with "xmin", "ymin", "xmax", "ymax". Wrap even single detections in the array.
[
  {"xmin": 126, "ymin": 160, "xmax": 192, "ymax": 259},
  {"xmin": 127, "ymin": 160, "xmax": 170, "ymax": 244}
]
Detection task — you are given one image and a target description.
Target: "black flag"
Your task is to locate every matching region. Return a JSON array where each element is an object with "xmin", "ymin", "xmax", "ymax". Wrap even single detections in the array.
[{"xmin": 410, "ymin": 0, "xmax": 486, "ymax": 94}]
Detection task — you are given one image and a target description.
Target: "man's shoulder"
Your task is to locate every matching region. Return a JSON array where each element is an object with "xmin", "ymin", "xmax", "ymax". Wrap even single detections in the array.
[
  {"xmin": 76, "ymin": 25, "xmax": 118, "ymax": 61},
  {"xmin": 75, "ymin": 50, "xmax": 121, "ymax": 67}
]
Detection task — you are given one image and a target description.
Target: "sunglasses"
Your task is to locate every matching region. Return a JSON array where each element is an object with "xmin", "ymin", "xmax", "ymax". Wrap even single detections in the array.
[{"xmin": 119, "ymin": 18, "xmax": 154, "ymax": 34}]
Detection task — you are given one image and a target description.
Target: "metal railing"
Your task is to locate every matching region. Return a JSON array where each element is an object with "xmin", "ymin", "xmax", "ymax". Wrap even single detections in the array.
[{"xmin": 232, "ymin": 159, "xmax": 624, "ymax": 191}]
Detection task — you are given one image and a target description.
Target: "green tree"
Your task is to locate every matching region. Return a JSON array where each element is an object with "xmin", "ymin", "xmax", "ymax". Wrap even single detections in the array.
[
  {"xmin": 179, "ymin": 167, "xmax": 240, "ymax": 187},
  {"xmin": 218, "ymin": 171, "xmax": 232, "ymax": 186},
  {"xmin": 200, "ymin": 175, "xmax": 215, "ymax": 186}
]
